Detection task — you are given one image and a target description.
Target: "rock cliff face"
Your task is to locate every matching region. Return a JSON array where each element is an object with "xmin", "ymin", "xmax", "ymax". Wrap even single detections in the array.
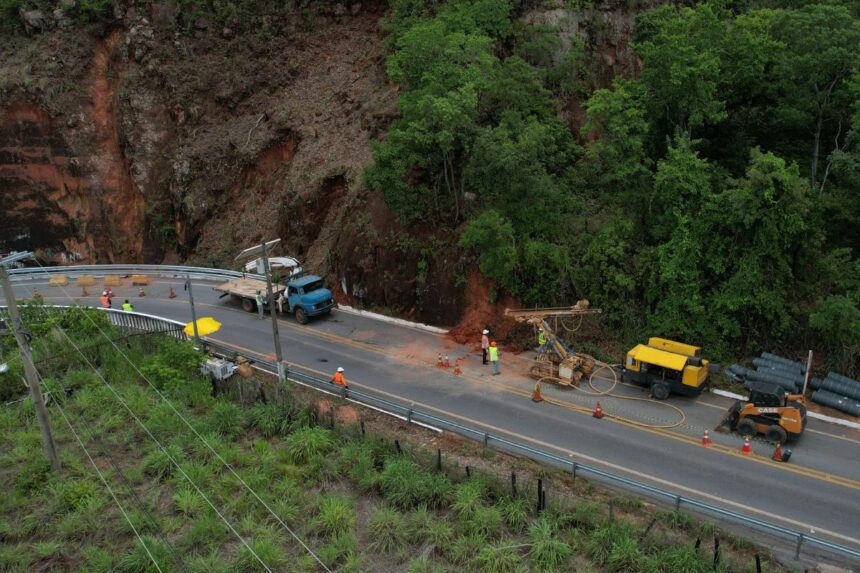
[{"xmin": 0, "ymin": 0, "xmax": 661, "ymax": 323}]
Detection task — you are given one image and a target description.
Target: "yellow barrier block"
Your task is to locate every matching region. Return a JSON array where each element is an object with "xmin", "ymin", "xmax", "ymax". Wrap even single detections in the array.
[
  {"xmin": 130, "ymin": 274, "xmax": 150, "ymax": 286},
  {"xmin": 103, "ymin": 275, "xmax": 122, "ymax": 287},
  {"xmin": 48, "ymin": 275, "xmax": 69, "ymax": 286},
  {"xmin": 76, "ymin": 275, "xmax": 96, "ymax": 287}
]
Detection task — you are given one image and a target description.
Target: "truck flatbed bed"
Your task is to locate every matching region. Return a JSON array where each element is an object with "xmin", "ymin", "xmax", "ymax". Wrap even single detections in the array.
[{"xmin": 213, "ymin": 277, "xmax": 285, "ymax": 298}]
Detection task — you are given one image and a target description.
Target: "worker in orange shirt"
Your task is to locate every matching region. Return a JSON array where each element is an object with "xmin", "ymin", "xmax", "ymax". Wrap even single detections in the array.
[
  {"xmin": 330, "ymin": 367, "xmax": 349, "ymax": 389},
  {"xmin": 99, "ymin": 291, "xmax": 111, "ymax": 309}
]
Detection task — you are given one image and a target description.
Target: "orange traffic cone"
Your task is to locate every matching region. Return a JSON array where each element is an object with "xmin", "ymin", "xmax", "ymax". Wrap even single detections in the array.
[
  {"xmin": 82, "ymin": 287, "xmax": 89, "ymax": 296},
  {"xmin": 740, "ymin": 438, "xmax": 752, "ymax": 455},
  {"xmin": 771, "ymin": 442, "xmax": 784, "ymax": 462},
  {"xmin": 168, "ymin": 286, "xmax": 177, "ymax": 298},
  {"xmin": 436, "ymin": 353, "xmax": 444, "ymax": 368},
  {"xmin": 443, "ymin": 355, "xmax": 450, "ymax": 368},
  {"xmin": 453, "ymin": 359, "xmax": 462, "ymax": 376},
  {"xmin": 138, "ymin": 287, "xmax": 146, "ymax": 297},
  {"xmin": 593, "ymin": 401, "xmax": 604, "ymax": 419},
  {"xmin": 531, "ymin": 381, "xmax": 544, "ymax": 403},
  {"xmin": 701, "ymin": 430, "xmax": 712, "ymax": 447}
]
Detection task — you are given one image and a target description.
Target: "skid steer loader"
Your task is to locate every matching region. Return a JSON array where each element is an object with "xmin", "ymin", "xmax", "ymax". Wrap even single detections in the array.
[{"xmin": 718, "ymin": 381, "xmax": 807, "ymax": 443}]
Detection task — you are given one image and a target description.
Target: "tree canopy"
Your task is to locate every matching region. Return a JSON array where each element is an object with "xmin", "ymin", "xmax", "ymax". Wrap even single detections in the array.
[{"xmin": 367, "ymin": 0, "xmax": 860, "ymax": 372}]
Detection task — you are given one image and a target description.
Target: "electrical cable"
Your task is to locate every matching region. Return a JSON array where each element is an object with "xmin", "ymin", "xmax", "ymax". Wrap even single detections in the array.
[
  {"xmin": 42, "ymin": 376, "xmax": 166, "ymax": 573},
  {"xmin": 44, "ymin": 321, "xmax": 273, "ymax": 573},
  {"xmin": 537, "ymin": 360, "xmax": 686, "ymax": 429},
  {"xmin": 36, "ymin": 265, "xmax": 331, "ymax": 573},
  {"xmin": 34, "ymin": 350, "xmax": 191, "ymax": 573}
]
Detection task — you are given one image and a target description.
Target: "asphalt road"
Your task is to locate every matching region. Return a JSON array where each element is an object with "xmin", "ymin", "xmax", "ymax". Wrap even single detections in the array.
[{"xmin": 6, "ymin": 276, "xmax": 860, "ymax": 564}]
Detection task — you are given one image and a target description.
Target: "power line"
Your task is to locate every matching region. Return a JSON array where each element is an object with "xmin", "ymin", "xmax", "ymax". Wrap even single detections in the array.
[
  {"xmin": 35, "ymin": 358, "xmax": 190, "ymax": 573},
  {"xmin": 45, "ymin": 379, "xmax": 165, "ymax": 573},
  {"xmin": 44, "ymin": 321, "xmax": 273, "ymax": 573},
  {"xmin": 40, "ymin": 266, "xmax": 332, "ymax": 573}
]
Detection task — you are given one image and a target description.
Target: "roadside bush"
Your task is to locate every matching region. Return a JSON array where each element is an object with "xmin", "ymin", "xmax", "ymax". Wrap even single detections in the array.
[{"xmin": 206, "ymin": 401, "xmax": 246, "ymax": 438}]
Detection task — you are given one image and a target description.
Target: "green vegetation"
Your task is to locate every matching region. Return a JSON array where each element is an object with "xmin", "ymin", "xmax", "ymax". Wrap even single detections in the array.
[
  {"xmin": 367, "ymin": 0, "xmax": 860, "ymax": 372},
  {"xmin": 0, "ymin": 307, "xmax": 790, "ymax": 571}
]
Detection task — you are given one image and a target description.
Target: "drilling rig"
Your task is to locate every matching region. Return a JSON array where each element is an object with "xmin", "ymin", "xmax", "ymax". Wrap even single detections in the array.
[{"xmin": 504, "ymin": 301, "xmax": 602, "ymax": 386}]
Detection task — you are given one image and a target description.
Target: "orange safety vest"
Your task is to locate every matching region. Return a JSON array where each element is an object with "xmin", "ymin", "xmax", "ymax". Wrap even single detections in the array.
[
  {"xmin": 99, "ymin": 295, "xmax": 110, "ymax": 308},
  {"xmin": 330, "ymin": 372, "xmax": 347, "ymax": 387}
]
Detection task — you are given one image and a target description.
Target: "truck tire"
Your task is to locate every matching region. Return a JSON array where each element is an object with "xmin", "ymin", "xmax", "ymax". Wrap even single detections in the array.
[
  {"xmin": 765, "ymin": 425, "xmax": 788, "ymax": 444},
  {"xmin": 241, "ymin": 298, "xmax": 254, "ymax": 313},
  {"xmin": 737, "ymin": 417, "xmax": 757, "ymax": 437},
  {"xmin": 295, "ymin": 307, "xmax": 308, "ymax": 324},
  {"xmin": 651, "ymin": 382, "xmax": 670, "ymax": 400}
]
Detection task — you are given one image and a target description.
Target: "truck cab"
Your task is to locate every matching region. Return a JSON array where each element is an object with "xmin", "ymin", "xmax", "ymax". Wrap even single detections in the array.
[{"xmin": 282, "ymin": 275, "xmax": 334, "ymax": 324}]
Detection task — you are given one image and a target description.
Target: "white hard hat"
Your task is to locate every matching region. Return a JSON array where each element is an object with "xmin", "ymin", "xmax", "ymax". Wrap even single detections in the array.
[
  {"xmin": 482, "ymin": 329, "xmax": 489, "ymax": 334},
  {"xmin": 337, "ymin": 367, "xmax": 344, "ymax": 372}
]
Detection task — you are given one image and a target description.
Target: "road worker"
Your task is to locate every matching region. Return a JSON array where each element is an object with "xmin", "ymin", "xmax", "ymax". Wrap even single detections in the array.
[
  {"xmin": 99, "ymin": 291, "xmax": 111, "ymax": 309},
  {"xmin": 122, "ymin": 299, "xmax": 134, "ymax": 312},
  {"xmin": 330, "ymin": 366, "xmax": 349, "ymax": 389},
  {"xmin": 537, "ymin": 328, "xmax": 548, "ymax": 353},
  {"xmin": 489, "ymin": 341, "xmax": 500, "ymax": 375},
  {"xmin": 481, "ymin": 329, "xmax": 490, "ymax": 365},
  {"xmin": 255, "ymin": 290, "xmax": 264, "ymax": 320}
]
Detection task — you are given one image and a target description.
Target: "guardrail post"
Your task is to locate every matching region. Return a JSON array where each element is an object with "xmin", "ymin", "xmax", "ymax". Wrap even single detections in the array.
[
  {"xmin": 483, "ymin": 432, "xmax": 489, "ymax": 447},
  {"xmin": 571, "ymin": 462, "xmax": 578, "ymax": 487},
  {"xmin": 794, "ymin": 533, "xmax": 803, "ymax": 560},
  {"xmin": 406, "ymin": 408, "xmax": 413, "ymax": 424},
  {"xmin": 675, "ymin": 495, "xmax": 682, "ymax": 512}
]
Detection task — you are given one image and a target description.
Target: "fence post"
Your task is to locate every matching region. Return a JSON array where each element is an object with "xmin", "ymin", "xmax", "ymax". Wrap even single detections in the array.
[
  {"xmin": 407, "ymin": 408, "xmax": 413, "ymax": 424},
  {"xmin": 713, "ymin": 534, "xmax": 720, "ymax": 569},
  {"xmin": 537, "ymin": 479, "xmax": 543, "ymax": 514},
  {"xmin": 436, "ymin": 448, "xmax": 442, "ymax": 472},
  {"xmin": 483, "ymin": 432, "xmax": 489, "ymax": 447},
  {"xmin": 794, "ymin": 534, "xmax": 804, "ymax": 560},
  {"xmin": 675, "ymin": 495, "xmax": 682, "ymax": 512},
  {"xmin": 511, "ymin": 471, "xmax": 517, "ymax": 497}
]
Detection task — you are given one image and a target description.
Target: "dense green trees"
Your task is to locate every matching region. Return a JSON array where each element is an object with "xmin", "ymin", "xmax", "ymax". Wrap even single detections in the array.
[{"xmin": 367, "ymin": 0, "xmax": 859, "ymax": 370}]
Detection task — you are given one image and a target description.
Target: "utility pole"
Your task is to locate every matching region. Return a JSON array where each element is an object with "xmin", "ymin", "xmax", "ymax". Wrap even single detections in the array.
[
  {"xmin": 0, "ymin": 256, "xmax": 61, "ymax": 471},
  {"xmin": 185, "ymin": 276, "xmax": 200, "ymax": 345},
  {"xmin": 260, "ymin": 240, "xmax": 285, "ymax": 382}
]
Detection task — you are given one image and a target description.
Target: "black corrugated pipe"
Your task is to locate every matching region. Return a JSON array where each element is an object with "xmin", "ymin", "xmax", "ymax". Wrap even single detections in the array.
[
  {"xmin": 752, "ymin": 357, "xmax": 805, "ymax": 375},
  {"xmin": 818, "ymin": 377, "xmax": 860, "ymax": 401},
  {"xmin": 811, "ymin": 390, "xmax": 860, "ymax": 416},
  {"xmin": 746, "ymin": 370, "xmax": 801, "ymax": 392},
  {"xmin": 827, "ymin": 371, "xmax": 860, "ymax": 386},
  {"xmin": 760, "ymin": 352, "xmax": 806, "ymax": 372}
]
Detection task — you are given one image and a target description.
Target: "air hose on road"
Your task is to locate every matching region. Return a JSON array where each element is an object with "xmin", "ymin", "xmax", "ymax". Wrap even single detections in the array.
[{"xmin": 538, "ymin": 361, "xmax": 687, "ymax": 429}]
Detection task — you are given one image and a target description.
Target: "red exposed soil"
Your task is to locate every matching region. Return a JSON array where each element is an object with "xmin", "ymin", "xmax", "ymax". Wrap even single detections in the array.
[
  {"xmin": 447, "ymin": 271, "xmax": 521, "ymax": 349},
  {"xmin": 86, "ymin": 31, "xmax": 145, "ymax": 260}
]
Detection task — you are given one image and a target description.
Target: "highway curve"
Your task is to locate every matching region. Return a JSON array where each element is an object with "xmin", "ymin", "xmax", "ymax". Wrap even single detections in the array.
[{"xmin": 5, "ymin": 274, "xmax": 860, "ymax": 566}]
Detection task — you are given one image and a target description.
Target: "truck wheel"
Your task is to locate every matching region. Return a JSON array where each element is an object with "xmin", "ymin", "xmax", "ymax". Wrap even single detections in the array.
[
  {"xmin": 651, "ymin": 382, "xmax": 670, "ymax": 400},
  {"xmin": 737, "ymin": 418, "xmax": 757, "ymax": 437},
  {"xmin": 295, "ymin": 307, "xmax": 308, "ymax": 324},
  {"xmin": 241, "ymin": 298, "xmax": 254, "ymax": 313},
  {"xmin": 765, "ymin": 425, "xmax": 787, "ymax": 444}
]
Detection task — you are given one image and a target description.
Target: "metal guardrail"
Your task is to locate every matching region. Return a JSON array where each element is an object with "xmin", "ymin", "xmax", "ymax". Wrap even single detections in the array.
[
  {"xmin": 7, "ymin": 264, "xmax": 265, "ymax": 282},
  {"xmin": 4, "ymin": 303, "xmax": 860, "ymax": 565}
]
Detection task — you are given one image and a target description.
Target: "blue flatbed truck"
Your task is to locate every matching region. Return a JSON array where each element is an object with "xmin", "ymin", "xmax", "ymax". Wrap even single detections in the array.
[{"xmin": 213, "ymin": 274, "xmax": 335, "ymax": 324}]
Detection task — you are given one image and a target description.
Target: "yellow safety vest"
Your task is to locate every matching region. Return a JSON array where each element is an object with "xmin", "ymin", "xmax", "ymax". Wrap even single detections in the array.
[
  {"xmin": 122, "ymin": 303, "xmax": 133, "ymax": 312},
  {"xmin": 489, "ymin": 347, "xmax": 499, "ymax": 361},
  {"xmin": 538, "ymin": 332, "xmax": 546, "ymax": 345}
]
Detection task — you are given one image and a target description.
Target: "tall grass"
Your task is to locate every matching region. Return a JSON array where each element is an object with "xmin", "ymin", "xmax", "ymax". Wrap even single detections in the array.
[
  {"xmin": 367, "ymin": 507, "xmax": 406, "ymax": 554},
  {"xmin": 234, "ymin": 535, "xmax": 288, "ymax": 572},
  {"xmin": 206, "ymin": 401, "xmax": 247, "ymax": 439},
  {"xmin": 117, "ymin": 535, "xmax": 172, "ymax": 573},
  {"xmin": 476, "ymin": 539, "xmax": 524, "ymax": 573},
  {"xmin": 527, "ymin": 516, "xmax": 572, "ymax": 571},
  {"xmin": 285, "ymin": 427, "xmax": 335, "ymax": 464},
  {"xmin": 313, "ymin": 495, "xmax": 356, "ymax": 536}
]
